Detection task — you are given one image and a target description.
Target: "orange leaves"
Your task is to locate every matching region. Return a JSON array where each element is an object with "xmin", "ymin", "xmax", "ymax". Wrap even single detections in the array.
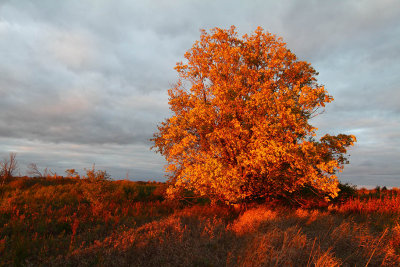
[{"xmin": 152, "ymin": 26, "xmax": 356, "ymax": 204}]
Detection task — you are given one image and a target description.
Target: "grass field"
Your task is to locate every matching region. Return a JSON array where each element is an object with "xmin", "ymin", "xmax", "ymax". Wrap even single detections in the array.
[{"xmin": 1, "ymin": 177, "xmax": 399, "ymax": 266}]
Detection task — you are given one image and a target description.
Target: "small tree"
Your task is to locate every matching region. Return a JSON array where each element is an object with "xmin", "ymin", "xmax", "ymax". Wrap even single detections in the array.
[
  {"xmin": 65, "ymin": 169, "xmax": 79, "ymax": 178},
  {"xmin": 84, "ymin": 164, "xmax": 111, "ymax": 181},
  {"xmin": 152, "ymin": 26, "xmax": 356, "ymax": 204},
  {"xmin": 27, "ymin": 163, "xmax": 43, "ymax": 178},
  {"xmin": 0, "ymin": 152, "xmax": 18, "ymax": 185},
  {"xmin": 27, "ymin": 163, "xmax": 57, "ymax": 179}
]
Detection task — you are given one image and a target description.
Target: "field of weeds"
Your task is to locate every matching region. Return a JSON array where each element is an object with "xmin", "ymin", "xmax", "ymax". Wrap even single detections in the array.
[{"xmin": 1, "ymin": 177, "xmax": 400, "ymax": 266}]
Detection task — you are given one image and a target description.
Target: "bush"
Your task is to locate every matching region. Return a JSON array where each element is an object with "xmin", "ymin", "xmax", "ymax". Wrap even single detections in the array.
[
  {"xmin": 84, "ymin": 165, "xmax": 111, "ymax": 182},
  {"xmin": 334, "ymin": 182, "xmax": 357, "ymax": 203}
]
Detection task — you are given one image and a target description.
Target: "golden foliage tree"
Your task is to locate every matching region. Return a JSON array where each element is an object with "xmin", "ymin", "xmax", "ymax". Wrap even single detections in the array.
[{"xmin": 152, "ymin": 26, "xmax": 356, "ymax": 204}]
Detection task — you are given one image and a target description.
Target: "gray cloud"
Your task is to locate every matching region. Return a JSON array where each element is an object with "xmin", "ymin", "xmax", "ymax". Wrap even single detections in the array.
[{"xmin": 0, "ymin": 0, "xmax": 399, "ymax": 185}]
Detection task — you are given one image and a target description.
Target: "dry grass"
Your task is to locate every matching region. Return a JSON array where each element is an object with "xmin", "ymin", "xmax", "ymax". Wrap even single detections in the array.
[
  {"xmin": 48, "ymin": 204, "xmax": 400, "ymax": 266},
  {"xmin": 1, "ymin": 178, "xmax": 400, "ymax": 266}
]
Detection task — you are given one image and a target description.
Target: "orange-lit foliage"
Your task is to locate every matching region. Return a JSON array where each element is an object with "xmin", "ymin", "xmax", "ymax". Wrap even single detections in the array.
[
  {"xmin": 0, "ymin": 177, "xmax": 172, "ymax": 266},
  {"xmin": 333, "ymin": 188, "xmax": 400, "ymax": 214},
  {"xmin": 1, "ymin": 178, "xmax": 400, "ymax": 266},
  {"xmin": 49, "ymin": 190, "xmax": 400, "ymax": 266},
  {"xmin": 152, "ymin": 26, "xmax": 356, "ymax": 203}
]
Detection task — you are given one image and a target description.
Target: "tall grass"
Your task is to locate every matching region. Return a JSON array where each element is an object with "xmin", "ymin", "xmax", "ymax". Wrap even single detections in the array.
[{"xmin": 1, "ymin": 177, "xmax": 400, "ymax": 266}]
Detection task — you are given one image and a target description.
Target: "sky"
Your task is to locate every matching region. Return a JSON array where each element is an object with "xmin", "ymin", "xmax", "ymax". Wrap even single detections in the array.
[{"xmin": 0, "ymin": 0, "xmax": 399, "ymax": 187}]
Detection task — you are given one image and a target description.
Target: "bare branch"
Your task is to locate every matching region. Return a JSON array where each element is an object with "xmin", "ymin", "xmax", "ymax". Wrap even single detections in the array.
[{"xmin": 0, "ymin": 152, "xmax": 18, "ymax": 185}]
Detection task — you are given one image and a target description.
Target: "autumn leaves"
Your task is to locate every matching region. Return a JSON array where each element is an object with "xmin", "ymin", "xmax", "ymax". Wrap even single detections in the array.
[{"xmin": 152, "ymin": 26, "xmax": 355, "ymax": 204}]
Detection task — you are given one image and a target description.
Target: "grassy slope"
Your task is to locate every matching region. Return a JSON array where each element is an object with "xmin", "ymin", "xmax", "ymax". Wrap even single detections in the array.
[{"xmin": 1, "ymin": 177, "xmax": 399, "ymax": 266}]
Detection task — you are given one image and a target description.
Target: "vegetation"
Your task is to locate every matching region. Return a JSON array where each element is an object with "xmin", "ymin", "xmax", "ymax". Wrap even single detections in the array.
[
  {"xmin": 1, "ymin": 175, "xmax": 400, "ymax": 266},
  {"xmin": 152, "ymin": 26, "xmax": 356, "ymax": 204},
  {"xmin": 0, "ymin": 153, "xmax": 18, "ymax": 185},
  {"xmin": 0, "ymin": 27, "xmax": 390, "ymax": 266}
]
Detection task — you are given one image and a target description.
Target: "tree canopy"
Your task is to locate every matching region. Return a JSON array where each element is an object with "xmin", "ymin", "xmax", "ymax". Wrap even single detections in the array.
[{"xmin": 152, "ymin": 26, "xmax": 356, "ymax": 204}]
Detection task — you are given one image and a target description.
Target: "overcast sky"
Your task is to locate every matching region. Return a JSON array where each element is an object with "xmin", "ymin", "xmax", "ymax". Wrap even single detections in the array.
[{"xmin": 0, "ymin": 0, "xmax": 399, "ymax": 187}]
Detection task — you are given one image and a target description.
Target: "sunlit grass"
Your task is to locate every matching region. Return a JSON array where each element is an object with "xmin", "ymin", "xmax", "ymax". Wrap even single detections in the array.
[{"xmin": 1, "ymin": 177, "xmax": 400, "ymax": 266}]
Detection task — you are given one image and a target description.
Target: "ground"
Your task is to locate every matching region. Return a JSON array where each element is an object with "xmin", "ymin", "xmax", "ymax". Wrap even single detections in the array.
[{"xmin": 1, "ymin": 177, "xmax": 399, "ymax": 266}]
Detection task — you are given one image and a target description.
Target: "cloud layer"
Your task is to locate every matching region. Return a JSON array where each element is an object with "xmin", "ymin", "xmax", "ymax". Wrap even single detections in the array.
[{"xmin": 0, "ymin": 0, "xmax": 399, "ymax": 185}]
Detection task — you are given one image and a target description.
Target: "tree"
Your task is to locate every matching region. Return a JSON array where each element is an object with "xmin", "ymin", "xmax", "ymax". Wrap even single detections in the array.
[
  {"xmin": 84, "ymin": 164, "xmax": 111, "ymax": 181},
  {"xmin": 27, "ymin": 163, "xmax": 43, "ymax": 178},
  {"xmin": 65, "ymin": 169, "xmax": 79, "ymax": 178},
  {"xmin": 27, "ymin": 163, "xmax": 57, "ymax": 178},
  {"xmin": 0, "ymin": 152, "xmax": 18, "ymax": 185},
  {"xmin": 152, "ymin": 26, "xmax": 356, "ymax": 204}
]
